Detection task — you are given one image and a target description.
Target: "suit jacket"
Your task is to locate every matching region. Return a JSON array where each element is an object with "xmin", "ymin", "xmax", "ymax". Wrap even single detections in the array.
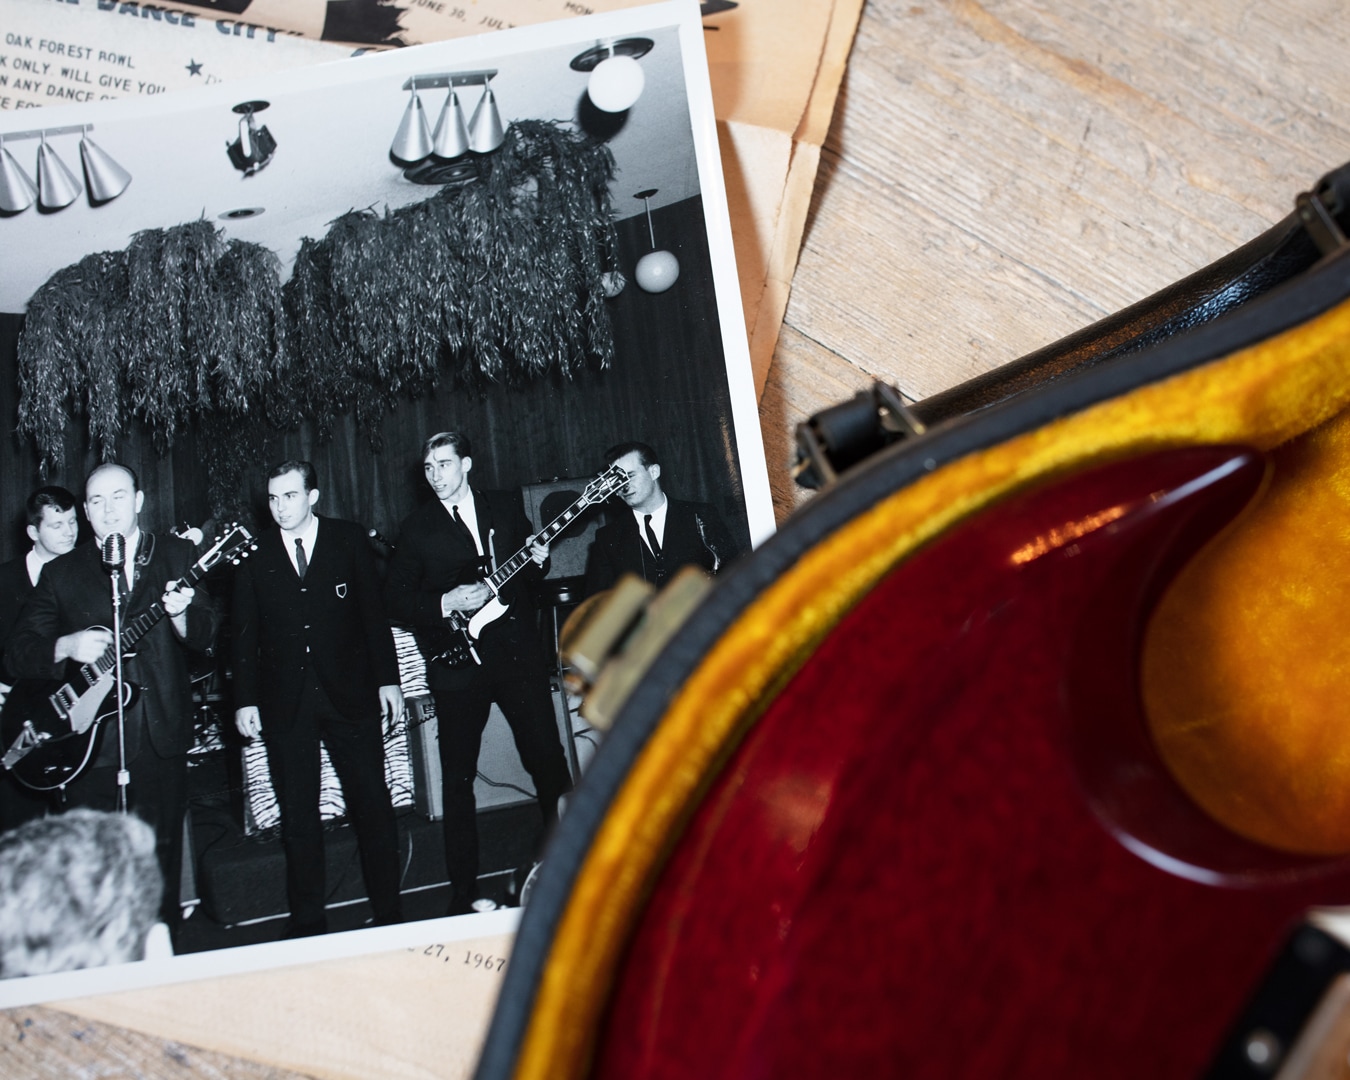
[
  {"xmin": 582, "ymin": 497, "xmax": 737, "ymax": 596},
  {"xmin": 0, "ymin": 555, "xmax": 33, "ymax": 681},
  {"xmin": 385, "ymin": 488, "xmax": 545, "ymax": 677},
  {"xmin": 232, "ymin": 516, "xmax": 399, "ymax": 731},
  {"xmin": 6, "ymin": 533, "xmax": 219, "ymax": 759}
]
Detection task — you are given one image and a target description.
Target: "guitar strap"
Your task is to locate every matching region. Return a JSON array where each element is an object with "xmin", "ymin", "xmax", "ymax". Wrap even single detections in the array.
[{"xmin": 125, "ymin": 530, "xmax": 155, "ymax": 603}]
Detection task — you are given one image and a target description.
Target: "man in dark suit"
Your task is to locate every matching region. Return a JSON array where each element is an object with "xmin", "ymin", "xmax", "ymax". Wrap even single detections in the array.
[
  {"xmin": 232, "ymin": 460, "xmax": 404, "ymax": 938},
  {"xmin": 0, "ymin": 486, "xmax": 80, "ymax": 832},
  {"xmin": 385, "ymin": 432, "xmax": 572, "ymax": 915},
  {"xmin": 6, "ymin": 463, "xmax": 218, "ymax": 927},
  {"xmin": 582, "ymin": 441, "xmax": 739, "ymax": 596}
]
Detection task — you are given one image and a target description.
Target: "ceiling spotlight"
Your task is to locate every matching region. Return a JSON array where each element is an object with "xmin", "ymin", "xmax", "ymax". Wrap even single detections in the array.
[
  {"xmin": 0, "ymin": 123, "xmax": 131, "ymax": 212},
  {"xmin": 571, "ymin": 38, "xmax": 653, "ymax": 113},
  {"xmin": 394, "ymin": 71, "xmax": 501, "ymax": 171},
  {"xmin": 391, "ymin": 84, "xmax": 433, "ymax": 164},
  {"xmin": 80, "ymin": 128, "xmax": 132, "ymax": 203},
  {"xmin": 433, "ymin": 88, "xmax": 470, "ymax": 159},
  {"xmin": 633, "ymin": 188, "xmax": 679, "ymax": 293},
  {"xmin": 37, "ymin": 134, "xmax": 83, "ymax": 210},
  {"xmin": 227, "ymin": 101, "xmax": 276, "ymax": 176},
  {"xmin": 468, "ymin": 77, "xmax": 505, "ymax": 154},
  {"xmin": 0, "ymin": 135, "xmax": 38, "ymax": 213}
]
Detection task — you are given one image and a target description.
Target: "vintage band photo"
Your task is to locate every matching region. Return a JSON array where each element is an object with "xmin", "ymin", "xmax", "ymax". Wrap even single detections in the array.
[{"xmin": 0, "ymin": 0, "xmax": 772, "ymax": 1002}]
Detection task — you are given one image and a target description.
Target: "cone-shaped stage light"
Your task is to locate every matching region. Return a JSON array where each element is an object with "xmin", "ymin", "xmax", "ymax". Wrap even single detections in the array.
[
  {"xmin": 80, "ymin": 131, "xmax": 132, "ymax": 202},
  {"xmin": 468, "ymin": 80, "xmax": 505, "ymax": 154},
  {"xmin": 0, "ymin": 138, "xmax": 38, "ymax": 213},
  {"xmin": 433, "ymin": 89, "xmax": 470, "ymax": 159},
  {"xmin": 391, "ymin": 85, "xmax": 433, "ymax": 163},
  {"xmin": 37, "ymin": 136, "xmax": 82, "ymax": 210}
]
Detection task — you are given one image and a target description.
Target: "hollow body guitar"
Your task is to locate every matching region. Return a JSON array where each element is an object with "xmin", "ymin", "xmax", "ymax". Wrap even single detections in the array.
[
  {"xmin": 420, "ymin": 464, "xmax": 627, "ymax": 668},
  {"xmin": 0, "ymin": 524, "xmax": 255, "ymax": 792}
]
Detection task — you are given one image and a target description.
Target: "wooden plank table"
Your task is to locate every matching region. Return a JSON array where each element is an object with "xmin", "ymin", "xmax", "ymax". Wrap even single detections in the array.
[{"xmin": 6, "ymin": 0, "xmax": 1350, "ymax": 1074}]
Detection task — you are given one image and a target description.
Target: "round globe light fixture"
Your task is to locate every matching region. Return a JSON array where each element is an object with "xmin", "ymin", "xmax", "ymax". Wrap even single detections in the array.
[
  {"xmin": 635, "ymin": 250, "xmax": 679, "ymax": 293},
  {"xmin": 571, "ymin": 38, "xmax": 654, "ymax": 114},
  {"xmin": 588, "ymin": 55, "xmax": 645, "ymax": 113},
  {"xmin": 632, "ymin": 188, "xmax": 679, "ymax": 294}
]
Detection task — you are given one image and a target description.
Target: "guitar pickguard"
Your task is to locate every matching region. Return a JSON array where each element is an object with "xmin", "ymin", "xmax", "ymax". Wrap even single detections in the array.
[{"xmin": 0, "ymin": 523, "xmax": 254, "ymax": 791}]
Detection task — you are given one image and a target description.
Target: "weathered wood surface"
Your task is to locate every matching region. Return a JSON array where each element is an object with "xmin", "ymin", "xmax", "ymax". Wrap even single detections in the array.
[
  {"xmin": 8, "ymin": 0, "xmax": 1350, "ymax": 1074},
  {"xmin": 0, "ymin": 1005, "xmax": 316, "ymax": 1079},
  {"xmin": 763, "ymin": 0, "xmax": 1350, "ymax": 516}
]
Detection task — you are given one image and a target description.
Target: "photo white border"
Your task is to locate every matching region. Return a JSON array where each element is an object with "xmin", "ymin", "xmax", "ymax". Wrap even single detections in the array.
[{"xmin": 0, "ymin": 0, "xmax": 773, "ymax": 1006}]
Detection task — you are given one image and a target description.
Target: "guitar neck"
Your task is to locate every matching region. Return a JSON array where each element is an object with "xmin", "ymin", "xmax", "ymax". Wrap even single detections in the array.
[
  {"xmin": 486, "ymin": 492, "xmax": 600, "ymax": 593},
  {"xmin": 121, "ymin": 561, "xmax": 208, "ymax": 649},
  {"xmin": 82, "ymin": 561, "xmax": 208, "ymax": 682}
]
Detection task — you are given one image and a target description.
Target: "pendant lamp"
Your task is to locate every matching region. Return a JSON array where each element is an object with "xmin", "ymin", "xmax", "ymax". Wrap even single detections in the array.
[{"xmin": 633, "ymin": 189, "xmax": 679, "ymax": 294}]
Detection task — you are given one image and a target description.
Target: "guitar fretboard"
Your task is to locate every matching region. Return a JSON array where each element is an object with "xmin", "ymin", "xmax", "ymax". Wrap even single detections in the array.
[
  {"xmin": 76, "ymin": 554, "xmax": 214, "ymax": 689},
  {"xmin": 484, "ymin": 465, "xmax": 627, "ymax": 594}
]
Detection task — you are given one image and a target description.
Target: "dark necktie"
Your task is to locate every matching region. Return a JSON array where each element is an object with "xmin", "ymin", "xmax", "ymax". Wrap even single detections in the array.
[
  {"xmin": 294, "ymin": 537, "xmax": 308, "ymax": 580},
  {"xmin": 452, "ymin": 504, "xmax": 477, "ymax": 553},
  {"xmin": 644, "ymin": 514, "xmax": 662, "ymax": 558}
]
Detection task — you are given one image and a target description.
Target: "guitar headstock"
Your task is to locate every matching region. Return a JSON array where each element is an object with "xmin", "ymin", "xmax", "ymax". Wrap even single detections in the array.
[
  {"xmin": 195, "ymin": 522, "xmax": 258, "ymax": 572},
  {"xmin": 584, "ymin": 462, "xmax": 632, "ymax": 505}
]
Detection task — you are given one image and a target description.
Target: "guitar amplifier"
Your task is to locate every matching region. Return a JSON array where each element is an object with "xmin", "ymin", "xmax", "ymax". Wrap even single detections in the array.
[{"xmin": 405, "ymin": 689, "xmax": 578, "ymax": 821}]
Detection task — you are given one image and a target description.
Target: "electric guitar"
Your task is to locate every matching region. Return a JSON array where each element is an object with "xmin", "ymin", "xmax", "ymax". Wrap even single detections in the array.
[
  {"xmin": 0, "ymin": 523, "xmax": 256, "ymax": 791},
  {"xmin": 420, "ymin": 463, "xmax": 628, "ymax": 668},
  {"xmin": 471, "ymin": 163, "xmax": 1350, "ymax": 1080}
]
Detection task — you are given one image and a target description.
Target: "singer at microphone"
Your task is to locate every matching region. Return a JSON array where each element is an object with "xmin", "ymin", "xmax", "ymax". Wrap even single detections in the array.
[{"xmin": 3, "ymin": 462, "xmax": 221, "ymax": 934}]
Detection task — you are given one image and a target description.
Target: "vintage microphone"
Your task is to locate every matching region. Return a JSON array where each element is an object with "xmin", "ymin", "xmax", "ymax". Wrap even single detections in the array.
[{"xmin": 101, "ymin": 532, "xmax": 130, "ymax": 814}]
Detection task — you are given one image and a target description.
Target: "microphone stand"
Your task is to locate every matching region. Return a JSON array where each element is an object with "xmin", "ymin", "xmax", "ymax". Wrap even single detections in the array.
[{"xmin": 103, "ymin": 534, "xmax": 130, "ymax": 815}]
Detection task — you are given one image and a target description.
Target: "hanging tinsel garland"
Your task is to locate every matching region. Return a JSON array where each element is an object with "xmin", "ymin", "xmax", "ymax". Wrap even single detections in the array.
[
  {"xmin": 282, "ymin": 120, "xmax": 619, "ymax": 444},
  {"xmin": 17, "ymin": 222, "xmax": 285, "ymax": 470},
  {"xmin": 16, "ymin": 119, "xmax": 619, "ymax": 510}
]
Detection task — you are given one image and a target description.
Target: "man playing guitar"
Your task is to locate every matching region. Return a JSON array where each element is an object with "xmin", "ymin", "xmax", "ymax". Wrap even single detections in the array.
[
  {"xmin": 384, "ymin": 431, "xmax": 572, "ymax": 915},
  {"xmin": 5, "ymin": 463, "xmax": 219, "ymax": 931}
]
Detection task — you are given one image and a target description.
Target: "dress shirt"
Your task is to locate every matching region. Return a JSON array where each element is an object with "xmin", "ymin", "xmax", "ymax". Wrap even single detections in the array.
[
  {"xmin": 442, "ymin": 494, "xmax": 484, "ymax": 556},
  {"xmin": 281, "ymin": 515, "xmax": 321, "ymax": 577},
  {"xmin": 630, "ymin": 496, "xmax": 669, "ymax": 554}
]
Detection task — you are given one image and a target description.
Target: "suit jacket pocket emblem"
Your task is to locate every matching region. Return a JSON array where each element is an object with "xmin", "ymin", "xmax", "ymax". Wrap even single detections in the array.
[{"xmin": 335, "ymin": 583, "xmax": 347, "ymax": 599}]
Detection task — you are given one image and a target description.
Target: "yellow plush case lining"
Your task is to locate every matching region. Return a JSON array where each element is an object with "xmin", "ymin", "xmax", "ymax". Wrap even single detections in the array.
[{"xmin": 513, "ymin": 296, "xmax": 1350, "ymax": 1080}]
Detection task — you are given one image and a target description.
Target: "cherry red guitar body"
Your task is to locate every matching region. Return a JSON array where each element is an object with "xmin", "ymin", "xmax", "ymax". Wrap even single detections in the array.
[{"xmin": 585, "ymin": 447, "xmax": 1350, "ymax": 1079}]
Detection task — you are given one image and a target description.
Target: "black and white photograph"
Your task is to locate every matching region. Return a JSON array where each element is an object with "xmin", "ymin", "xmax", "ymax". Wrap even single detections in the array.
[{"xmin": 0, "ymin": 0, "xmax": 772, "ymax": 1003}]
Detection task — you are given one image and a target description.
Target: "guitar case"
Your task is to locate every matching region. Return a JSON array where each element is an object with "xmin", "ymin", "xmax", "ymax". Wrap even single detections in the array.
[{"xmin": 473, "ymin": 161, "xmax": 1350, "ymax": 1079}]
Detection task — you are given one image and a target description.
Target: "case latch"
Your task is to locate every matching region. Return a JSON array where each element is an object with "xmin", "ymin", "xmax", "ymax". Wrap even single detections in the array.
[
  {"xmin": 1296, "ymin": 163, "xmax": 1350, "ymax": 257},
  {"xmin": 792, "ymin": 381, "xmax": 926, "ymax": 490}
]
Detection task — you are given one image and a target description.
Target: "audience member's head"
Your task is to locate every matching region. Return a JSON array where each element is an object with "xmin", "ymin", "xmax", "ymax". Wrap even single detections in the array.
[{"xmin": 0, "ymin": 809, "xmax": 164, "ymax": 978}]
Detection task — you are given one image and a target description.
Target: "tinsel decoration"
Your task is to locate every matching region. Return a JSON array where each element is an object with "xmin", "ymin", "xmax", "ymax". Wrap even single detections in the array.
[
  {"xmin": 15, "ymin": 249, "xmax": 128, "ymax": 472},
  {"xmin": 283, "ymin": 119, "xmax": 618, "ymax": 444},
  {"xmin": 17, "ymin": 119, "xmax": 619, "ymax": 509},
  {"xmin": 17, "ymin": 221, "xmax": 285, "ymax": 472}
]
